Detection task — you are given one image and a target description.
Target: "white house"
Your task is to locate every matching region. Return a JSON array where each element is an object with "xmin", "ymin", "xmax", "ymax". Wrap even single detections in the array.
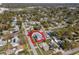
[
  {"xmin": 11, "ymin": 36, "xmax": 20, "ymax": 47},
  {"xmin": 13, "ymin": 25, "xmax": 19, "ymax": 32},
  {"xmin": 0, "ymin": 37, "xmax": 7, "ymax": 46},
  {"xmin": 0, "ymin": 7, "xmax": 9, "ymax": 14},
  {"xmin": 12, "ymin": 17, "xmax": 17, "ymax": 26}
]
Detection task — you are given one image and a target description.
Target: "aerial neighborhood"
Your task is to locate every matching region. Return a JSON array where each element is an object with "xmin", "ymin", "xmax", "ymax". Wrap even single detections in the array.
[{"xmin": 0, "ymin": 3, "xmax": 79, "ymax": 55}]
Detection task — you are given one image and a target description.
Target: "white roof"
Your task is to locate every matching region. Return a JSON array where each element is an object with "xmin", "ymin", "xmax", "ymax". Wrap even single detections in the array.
[
  {"xmin": 11, "ymin": 36, "xmax": 20, "ymax": 47},
  {"xmin": 0, "ymin": 39, "xmax": 7, "ymax": 46},
  {"xmin": 13, "ymin": 25, "xmax": 19, "ymax": 31},
  {"xmin": 0, "ymin": 7, "xmax": 9, "ymax": 13},
  {"xmin": 53, "ymin": 37, "xmax": 59, "ymax": 43}
]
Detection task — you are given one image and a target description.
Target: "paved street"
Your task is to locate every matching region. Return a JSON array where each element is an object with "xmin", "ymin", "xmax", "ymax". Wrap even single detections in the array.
[
  {"xmin": 22, "ymin": 22, "xmax": 38, "ymax": 55},
  {"xmin": 63, "ymin": 47, "xmax": 79, "ymax": 55}
]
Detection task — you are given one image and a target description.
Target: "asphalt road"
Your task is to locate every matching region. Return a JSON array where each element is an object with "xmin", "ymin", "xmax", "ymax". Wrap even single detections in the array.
[
  {"xmin": 63, "ymin": 47, "xmax": 79, "ymax": 55},
  {"xmin": 22, "ymin": 22, "xmax": 38, "ymax": 55}
]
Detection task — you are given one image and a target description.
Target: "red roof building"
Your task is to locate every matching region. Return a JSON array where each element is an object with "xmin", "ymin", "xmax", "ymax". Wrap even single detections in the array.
[{"xmin": 28, "ymin": 30, "xmax": 46, "ymax": 45}]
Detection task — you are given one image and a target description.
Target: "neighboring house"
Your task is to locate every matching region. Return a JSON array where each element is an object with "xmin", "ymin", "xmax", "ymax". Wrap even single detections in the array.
[
  {"xmin": 0, "ymin": 7, "xmax": 9, "ymax": 14},
  {"xmin": 0, "ymin": 37, "xmax": 7, "ymax": 46},
  {"xmin": 53, "ymin": 36, "xmax": 59, "ymax": 43},
  {"xmin": 40, "ymin": 42, "xmax": 49, "ymax": 51},
  {"xmin": 12, "ymin": 17, "xmax": 17, "ymax": 26},
  {"xmin": 13, "ymin": 25, "xmax": 19, "ymax": 32},
  {"xmin": 11, "ymin": 36, "xmax": 20, "ymax": 47}
]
